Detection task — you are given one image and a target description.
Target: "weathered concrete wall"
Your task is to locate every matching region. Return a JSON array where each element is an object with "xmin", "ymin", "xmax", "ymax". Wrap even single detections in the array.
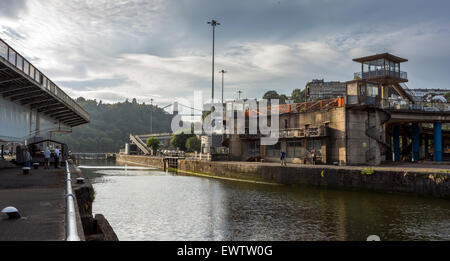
[
  {"xmin": 116, "ymin": 154, "xmax": 164, "ymax": 168},
  {"xmin": 72, "ymin": 165, "xmax": 119, "ymax": 241},
  {"xmin": 346, "ymin": 108, "xmax": 388, "ymax": 165},
  {"xmin": 177, "ymin": 160, "xmax": 450, "ymax": 199},
  {"xmin": 116, "ymin": 154, "xmax": 450, "ymax": 199}
]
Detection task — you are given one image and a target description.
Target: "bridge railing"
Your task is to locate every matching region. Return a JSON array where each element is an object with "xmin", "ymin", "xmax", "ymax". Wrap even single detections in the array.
[
  {"xmin": 0, "ymin": 39, "xmax": 89, "ymax": 121},
  {"xmin": 381, "ymin": 99, "xmax": 450, "ymax": 112},
  {"xmin": 65, "ymin": 160, "xmax": 80, "ymax": 241}
]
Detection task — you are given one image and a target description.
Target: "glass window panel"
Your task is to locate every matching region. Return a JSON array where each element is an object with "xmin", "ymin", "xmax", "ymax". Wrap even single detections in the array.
[
  {"xmin": 0, "ymin": 41, "xmax": 7, "ymax": 59},
  {"xmin": 29, "ymin": 65, "xmax": 35, "ymax": 78},
  {"xmin": 23, "ymin": 60, "xmax": 29, "ymax": 75},
  {"xmin": 34, "ymin": 70, "xmax": 40, "ymax": 82},
  {"xmin": 16, "ymin": 55, "xmax": 23, "ymax": 70},
  {"xmin": 8, "ymin": 49, "xmax": 16, "ymax": 64}
]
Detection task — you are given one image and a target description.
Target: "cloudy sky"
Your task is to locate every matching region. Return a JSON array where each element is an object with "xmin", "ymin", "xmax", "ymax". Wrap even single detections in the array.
[{"xmin": 1, "ymin": 0, "xmax": 450, "ymax": 108}]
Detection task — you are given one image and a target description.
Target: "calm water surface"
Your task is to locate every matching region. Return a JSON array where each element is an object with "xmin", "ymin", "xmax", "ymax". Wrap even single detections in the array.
[{"xmin": 78, "ymin": 159, "xmax": 450, "ymax": 241}]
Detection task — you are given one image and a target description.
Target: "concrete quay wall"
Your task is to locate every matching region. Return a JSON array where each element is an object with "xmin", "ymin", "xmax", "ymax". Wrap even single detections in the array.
[
  {"xmin": 116, "ymin": 154, "xmax": 450, "ymax": 199},
  {"xmin": 116, "ymin": 154, "xmax": 164, "ymax": 168}
]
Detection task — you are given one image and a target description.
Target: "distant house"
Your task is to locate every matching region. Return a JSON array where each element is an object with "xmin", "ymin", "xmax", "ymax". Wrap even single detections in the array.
[{"xmin": 305, "ymin": 79, "xmax": 346, "ymax": 101}]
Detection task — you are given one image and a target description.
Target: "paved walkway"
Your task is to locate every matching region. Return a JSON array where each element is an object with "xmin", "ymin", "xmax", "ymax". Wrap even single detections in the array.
[{"xmin": 0, "ymin": 164, "xmax": 75, "ymax": 241}]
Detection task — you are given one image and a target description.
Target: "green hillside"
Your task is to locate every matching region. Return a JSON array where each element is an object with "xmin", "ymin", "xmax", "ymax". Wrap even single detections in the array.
[{"xmin": 57, "ymin": 97, "xmax": 173, "ymax": 152}]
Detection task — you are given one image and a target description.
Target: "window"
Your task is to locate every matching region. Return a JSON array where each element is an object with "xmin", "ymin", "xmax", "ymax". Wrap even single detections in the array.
[
  {"xmin": 287, "ymin": 141, "xmax": 303, "ymax": 158},
  {"xmin": 307, "ymin": 139, "xmax": 322, "ymax": 156},
  {"xmin": 23, "ymin": 60, "xmax": 30, "ymax": 75},
  {"xmin": 266, "ymin": 142, "xmax": 281, "ymax": 157},
  {"xmin": 16, "ymin": 55, "xmax": 23, "ymax": 70},
  {"xmin": 0, "ymin": 41, "xmax": 6, "ymax": 59},
  {"xmin": 8, "ymin": 49, "xmax": 16, "ymax": 65},
  {"xmin": 247, "ymin": 141, "xmax": 260, "ymax": 157}
]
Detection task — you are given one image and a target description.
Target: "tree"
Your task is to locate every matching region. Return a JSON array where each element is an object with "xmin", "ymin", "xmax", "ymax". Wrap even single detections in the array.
[
  {"xmin": 185, "ymin": 136, "xmax": 201, "ymax": 152},
  {"xmin": 170, "ymin": 132, "xmax": 194, "ymax": 151},
  {"xmin": 146, "ymin": 137, "xmax": 160, "ymax": 154},
  {"xmin": 263, "ymin": 90, "xmax": 287, "ymax": 104},
  {"xmin": 263, "ymin": 90, "xmax": 280, "ymax": 100},
  {"xmin": 444, "ymin": 91, "xmax": 450, "ymax": 101},
  {"xmin": 291, "ymin": 88, "xmax": 306, "ymax": 103}
]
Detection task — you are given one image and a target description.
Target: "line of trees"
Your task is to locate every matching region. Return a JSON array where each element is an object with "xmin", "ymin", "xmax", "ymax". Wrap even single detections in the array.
[{"xmin": 262, "ymin": 88, "xmax": 306, "ymax": 103}]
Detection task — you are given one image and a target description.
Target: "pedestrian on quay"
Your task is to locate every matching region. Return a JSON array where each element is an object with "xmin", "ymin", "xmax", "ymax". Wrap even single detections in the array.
[
  {"xmin": 53, "ymin": 146, "xmax": 60, "ymax": 168},
  {"xmin": 280, "ymin": 150, "xmax": 287, "ymax": 166},
  {"xmin": 24, "ymin": 147, "xmax": 32, "ymax": 168},
  {"xmin": 44, "ymin": 147, "xmax": 51, "ymax": 169},
  {"xmin": 311, "ymin": 149, "xmax": 316, "ymax": 165}
]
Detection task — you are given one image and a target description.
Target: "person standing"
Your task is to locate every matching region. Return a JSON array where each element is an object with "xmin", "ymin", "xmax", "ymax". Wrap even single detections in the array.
[
  {"xmin": 311, "ymin": 149, "xmax": 316, "ymax": 165},
  {"xmin": 44, "ymin": 147, "xmax": 51, "ymax": 169},
  {"xmin": 280, "ymin": 150, "xmax": 287, "ymax": 166},
  {"xmin": 53, "ymin": 146, "xmax": 60, "ymax": 168},
  {"xmin": 24, "ymin": 148, "xmax": 32, "ymax": 168}
]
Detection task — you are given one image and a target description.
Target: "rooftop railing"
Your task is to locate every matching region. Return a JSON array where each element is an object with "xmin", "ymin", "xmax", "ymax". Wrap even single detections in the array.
[
  {"xmin": 0, "ymin": 39, "xmax": 89, "ymax": 122},
  {"xmin": 381, "ymin": 99, "xmax": 450, "ymax": 112},
  {"xmin": 354, "ymin": 70, "xmax": 407, "ymax": 80}
]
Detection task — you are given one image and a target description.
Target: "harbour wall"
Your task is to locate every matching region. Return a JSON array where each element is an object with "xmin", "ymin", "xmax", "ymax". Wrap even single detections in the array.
[{"xmin": 116, "ymin": 154, "xmax": 450, "ymax": 199}]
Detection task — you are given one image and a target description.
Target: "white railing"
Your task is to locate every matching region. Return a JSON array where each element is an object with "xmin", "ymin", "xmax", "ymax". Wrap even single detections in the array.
[{"xmin": 65, "ymin": 160, "xmax": 80, "ymax": 241}]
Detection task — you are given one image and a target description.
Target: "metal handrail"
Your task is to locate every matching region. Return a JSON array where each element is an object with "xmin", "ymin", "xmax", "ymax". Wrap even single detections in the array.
[{"xmin": 65, "ymin": 160, "xmax": 80, "ymax": 241}]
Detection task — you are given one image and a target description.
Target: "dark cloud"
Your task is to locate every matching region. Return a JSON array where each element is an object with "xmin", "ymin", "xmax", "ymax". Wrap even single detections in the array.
[{"xmin": 0, "ymin": 0, "xmax": 27, "ymax": 18}]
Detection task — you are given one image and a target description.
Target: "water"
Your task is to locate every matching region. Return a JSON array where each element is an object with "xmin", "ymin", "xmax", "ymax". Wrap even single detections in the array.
[{"xmin": 78, "ymin": 159, "xmax": 450, "ymax": 241}]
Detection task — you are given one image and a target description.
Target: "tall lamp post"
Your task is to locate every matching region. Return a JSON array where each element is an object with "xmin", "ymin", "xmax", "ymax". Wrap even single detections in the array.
[
  {"xmin": 150, "ymin": 98, "xmax": 153, "ymax": 134},
  {"xmin": 218, "ymin": 69, "xmax": 227, "ymax": 105},
  {"xmin": 207, "ymin": 19, "xmax": 220, "ymax": 101},
  {"xmin": 236, "ymin": 90, "xmax": 243, "ymax": 100}
]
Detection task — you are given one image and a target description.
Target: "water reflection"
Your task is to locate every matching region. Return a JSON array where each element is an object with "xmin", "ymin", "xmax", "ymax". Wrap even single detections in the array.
[{"xmin": 79, "ymin": 159, "xmax": 450, "ymax": 241}]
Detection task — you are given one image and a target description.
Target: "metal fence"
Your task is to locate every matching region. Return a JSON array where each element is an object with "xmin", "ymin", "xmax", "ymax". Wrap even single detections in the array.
[
  {"xmin": 65, "ymin": 160, "xmax": 80, "ymax": 241},
  {"xmin": 0, "ymin": 39, "xmax": 89, "ymax": 121},
  {"xmin": 354, "ymin": 70, "xmax": 407, "ymax": 80}
]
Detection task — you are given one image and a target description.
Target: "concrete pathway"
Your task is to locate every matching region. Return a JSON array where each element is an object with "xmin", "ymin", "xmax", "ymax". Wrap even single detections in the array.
[{"xmin": 0, "ymin": 165, "xmax": 67, "ymax": 240}]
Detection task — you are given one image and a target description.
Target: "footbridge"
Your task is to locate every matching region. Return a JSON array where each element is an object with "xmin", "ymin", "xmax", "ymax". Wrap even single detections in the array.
[{"xmin": 0, "ymin": 39, "xmax": 89, "ymax": 142}]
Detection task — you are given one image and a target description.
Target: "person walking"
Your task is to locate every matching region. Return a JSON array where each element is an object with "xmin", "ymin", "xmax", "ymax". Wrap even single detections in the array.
[
  {"xmin": 44, "ymin": 147, "xmax": 51, "ymax": 169},
  {"xmin": 280, "ymin": 150, "xmax": 287, "ymax": 166},
  {"xmin": 53, "ymin": 146, "xmax": 60, "ymax": 168},
  {"xmin": 24, "ymin": 148, "xmax": 32, "ymax": 168}
]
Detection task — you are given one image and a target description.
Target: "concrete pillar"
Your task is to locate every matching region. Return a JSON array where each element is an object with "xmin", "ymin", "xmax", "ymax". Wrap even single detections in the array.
[
  {"xmin": 392, "ymin": 125, "xmax": 400, "ymax": 162},
  {"xmin": 433, "ymin": 122, "xmax": 442, "ymax": 162},
  {"xmin": 412, "ymin": 123, "xmax": 420, "ymax": 162}
]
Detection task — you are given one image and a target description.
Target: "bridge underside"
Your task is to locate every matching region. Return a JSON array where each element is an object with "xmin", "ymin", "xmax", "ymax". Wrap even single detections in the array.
[
  {"xmin": 384, "ymin": 110, "xmax": 450, "ymax": 163},
  {"xmin": 1, "ymin": 41, "xmax": 89, "ymax": 142}
]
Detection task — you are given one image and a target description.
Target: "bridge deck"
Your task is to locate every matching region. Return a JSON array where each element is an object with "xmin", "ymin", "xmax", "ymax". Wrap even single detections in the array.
[{"xmin": 0, "ymin": 39, "xmax": 89, "ymax": 127}]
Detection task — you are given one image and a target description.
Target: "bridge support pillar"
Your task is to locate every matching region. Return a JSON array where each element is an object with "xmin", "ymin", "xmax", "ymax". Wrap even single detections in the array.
[
  {"xmin": 412, "ymin": 123, "xmax": 420, "ymax": 162},
  {"xmin": 433, "ymin": 122, "xmax": 442, "ymax": 162},
  {"xmin": 392, "ymin": 125, "xmax": 400, "ymax": 162}
]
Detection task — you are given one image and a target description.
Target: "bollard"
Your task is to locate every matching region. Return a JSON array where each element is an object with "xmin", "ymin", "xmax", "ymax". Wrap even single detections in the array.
[
  {"xmin": 33, "ymin": 162, "xmax": 39, "ymax": 169},
  {"xmin": 22, "ymin": 167, "xmax": 30, "ymax": 175}
]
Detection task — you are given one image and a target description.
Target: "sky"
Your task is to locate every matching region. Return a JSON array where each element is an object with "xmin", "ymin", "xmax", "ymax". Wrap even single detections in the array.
[{"xmin": 1, "ymin": 0, "xmax": 450, "ymax": 109}]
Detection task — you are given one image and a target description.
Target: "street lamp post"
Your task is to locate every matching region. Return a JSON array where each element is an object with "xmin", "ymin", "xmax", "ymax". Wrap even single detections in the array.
[
  {"xmin": 236, "ymin": 90, "xmax": 243, "ymax": 100},
  {"xmin": 218, "ymin": 69, "xmax": 227, "ymax": 105},
  {"xmin": 150, "ymin": 98, "xmax": 153, "ymax": 134},
  {"xmin": 207, "ymin": 19, "xmax": 220, "ymax": 101}
]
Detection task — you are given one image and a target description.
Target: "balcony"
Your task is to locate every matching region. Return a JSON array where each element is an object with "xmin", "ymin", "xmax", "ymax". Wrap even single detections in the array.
[
  {"xmin": 278, "ymin": 126, "xmax": 327, "ymax": 139},
  {"xmin": 354, "ymin": 70, "xmax": 407, "ymax": 81}
]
